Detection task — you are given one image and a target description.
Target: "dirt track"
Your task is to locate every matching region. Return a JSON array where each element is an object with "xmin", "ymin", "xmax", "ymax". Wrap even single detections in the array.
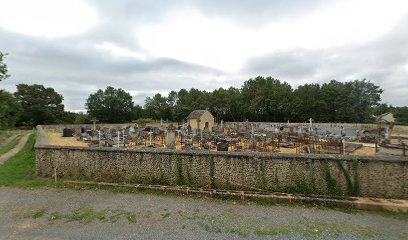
[{"xmin": 0, "ymin": 133, "xmax": 30, "ymax": 165}]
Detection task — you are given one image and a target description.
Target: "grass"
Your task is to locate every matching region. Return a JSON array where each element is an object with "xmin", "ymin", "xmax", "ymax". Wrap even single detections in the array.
[
  {"xmin": 49, "ymin": 212, "xmax": 63, "ymax": 221},
  {"xmin": 68, "ymin": 206, "xmax": 108, "ymax": 223},
  {"xmin": 32, "ymin": 208, "xmax": 48, "ymax": 219},
  {"xmin": 160, "ymin": 208, "xmax": 171, "ymax": 219},
  {"xmin": 0, "ymin": 130, "xmax": 13, "ymax": 142},
  {"xmin": 0, "ymin": 135, "xmax": 22, "ymax": 156},
  {"xmin": 0, "ymin": 133, "xmax": 54, "ymax": 187},
  {"xmin": 25, "ymin": 206, "xmax": 138, "ymax": 224}
]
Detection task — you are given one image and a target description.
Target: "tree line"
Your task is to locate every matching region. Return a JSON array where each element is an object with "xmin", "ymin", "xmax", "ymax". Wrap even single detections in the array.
[
  {"xmin": 1, "ymin": 51, "xmax": 408, "ymax": 128},
  {"xmin": 142, "ymin": 76, "xmax": 387, "ymax": 123},
  {"xmin": 1, "ymin": 77, "xmax": 407, "ymax": 129}
]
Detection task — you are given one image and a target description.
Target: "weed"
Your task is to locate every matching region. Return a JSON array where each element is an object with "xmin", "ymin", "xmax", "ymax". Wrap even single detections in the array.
[
  {"xmin": 68, "ymin": 206, "xmax": 107, "ymax": 223},
  {"xmin": 209, "ymin": 156, "xmax": 215, "ymax": 188},
  {"xmin": 32, "ymin": 208, "xmax": 47, "ymax": 219},
  {"xmin": 126, "ymin": 212, "xmax": 137, "ymax": 223},
  {"xmin": 320, "ymin": 160, "xmax": 339, "ymax": 195},
  {"xmin": 174, "ymin": 154, "xmax": 184, "ymax": 185},
  {"xmin": 161, "ymin": 209, "xmax": 171, "ymax": 219},
  {"xmin": 49, "ymin": 212, "xmax": 62, "ymax": 221}
]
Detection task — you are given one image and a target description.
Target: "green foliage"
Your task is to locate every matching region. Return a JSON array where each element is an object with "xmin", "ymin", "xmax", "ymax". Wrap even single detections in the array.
[
  {"xmin": 0, "ymin": 51, "xmax": 9, "ymax": 81},
  {"xmin": 320, "ymin": 160, "xmax": 339, "ymax": 196},
  {"xmin": 174, "ymin": 154, "xmax": 185, "ymax": 185},
  {"xmin": 395, "ymin": 122, "xmax": 408, "ymax": 126},
  {"xmin": 241, "ymin": 76, "xmax": 293, "ymax": 121},
  {"xmin": 209, "ymin": 156, "xmax": 216, "ymax": 188},
  {"xmin": 352, "ymin": 159, "xmax": 360, "ymax": 196},
  {"xmin": 132, "ymin": 104, "xmax": 145, "ymax": 120},
  {"xmin": 14, "ymin": 84, "xmax": 66, "ymax": 126},
  {"xmin": 142, "ymin": 77, "xmax": 384, "ymax": 123},
  {"xmin": 0, "ymin": 90, "xmax": 23, "ymax": 129},
  {"xmin": 32, "ymin": 208, "xmax": 47, "ymax": 219},
  {"xmin": 86, "ymin": 86, "xmax": 134, "ymax": 123},
  {"xmin": 74, "ymin": 112, "xmax": 92, "ymax": 124},
  {"xmin": 144, "ymin": 93, "xmax": 174, "ymax": 121},
  {"xmin": 336, "ymin": 160, "xmax": 360, "ymax": 197}
]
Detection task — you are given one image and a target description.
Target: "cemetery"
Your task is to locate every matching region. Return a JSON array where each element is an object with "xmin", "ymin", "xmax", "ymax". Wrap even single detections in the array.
[
  {"xmin": 44, "ymin": 117, "xmax": 406, "ymax": 157},
  {"xmin": 34, "ymin": 111, "xmax": 408, "ymax": 200}
]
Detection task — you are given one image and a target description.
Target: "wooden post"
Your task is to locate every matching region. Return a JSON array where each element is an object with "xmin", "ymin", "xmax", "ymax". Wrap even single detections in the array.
[
  {"xmin": 403, "ymin": 143, "xmax": 406, "ymax": 157},
  {"xmin": 54, "ymin": 167, "xmax": 57, "ymax": 182}
]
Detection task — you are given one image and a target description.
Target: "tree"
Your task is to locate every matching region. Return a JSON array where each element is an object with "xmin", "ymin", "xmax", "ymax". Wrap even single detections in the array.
[
  {"xmin": 241, "ymin": 76, "xmax": 292, "ymax": 122},
  {"xmin": 14, "ymin": 84, "xmax": 65, "ymax": 126},
  {"xmin": 141, "ymin": 76, "xmax": 387, "ymax": 123},
  {"xmin": 132, "ymin": 105, "xmax": 145, "ymax": 120},
  {"xmin": 144, "ymin": 93, "xmax": 172, "ymax": 120},
  {"xmin": 292, "ymin": 84, "xmax": 326, "ymax": 122},
  {"xmin": 86, "ymin": 86, "xmax": 134, "ymax": 123},
  {"xmin": 74, "ymin": 112, "xmax": 92, "ymax": 124},
  {"xmin": 209, "ymin": 87, "xmax": 244, "ymax": 122},
  {"xmin": 0, "ymin": 51, "xmax": 9, "ymax": 81},
  {"xmin": 0, "ymin": 90, "xmax": 23, "ymax": 129},
  {"xmin": 319, "ymin": 80, "xmax": 382, "ymax": 123}
]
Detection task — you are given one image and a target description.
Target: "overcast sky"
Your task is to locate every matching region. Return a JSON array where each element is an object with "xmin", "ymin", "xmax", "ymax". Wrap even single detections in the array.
[{"xmin": 0, "ymin": 0, "xmax": 407, "ymax": 110}]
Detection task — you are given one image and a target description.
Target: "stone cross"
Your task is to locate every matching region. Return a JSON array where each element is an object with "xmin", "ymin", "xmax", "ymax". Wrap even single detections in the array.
[
  {"xmin": 309, "ymin": 118, "xmax": 313, "ymax": 134},
  {"xmin": 91, "ymin": 117, "xmax": 99, "ymax": 131}
]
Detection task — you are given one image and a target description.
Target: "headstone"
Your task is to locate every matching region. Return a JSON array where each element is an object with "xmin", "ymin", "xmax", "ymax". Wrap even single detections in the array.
[
  {"xmin": 165, "ymin": 124, "xmax": 176, "ymax": 149},
  {"xmin": 62, "ymin": 128, "xmax": 73, "ymax": 137},
  {"xmin": 217, "ymin": 142, "xmax": 229, "ymax": 151}
]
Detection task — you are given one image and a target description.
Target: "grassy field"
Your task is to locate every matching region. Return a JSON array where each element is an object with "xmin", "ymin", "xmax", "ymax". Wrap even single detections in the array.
[
  {"xmin": 0, "ymin": 133, "xmax": 53, "ymax": 187},
  {"xmin": 0, "ymin": 130, "xmax": 14, "ymax": 142},
  {"xmin": 0, "ymin": 135, "xmax": 22, "ymax": 156}
]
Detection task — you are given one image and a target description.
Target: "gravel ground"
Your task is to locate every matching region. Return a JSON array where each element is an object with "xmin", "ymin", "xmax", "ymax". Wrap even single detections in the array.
[{"xmin": 0, "ymin": 187, "xmax": 406, "ymax": 240}]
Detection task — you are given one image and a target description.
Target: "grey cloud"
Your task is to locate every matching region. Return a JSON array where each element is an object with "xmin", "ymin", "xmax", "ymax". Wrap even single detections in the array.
[
  {"xmin": 0, "ymin": 29, "xmax": 225, "ymax": 110},
  {"xmin": 240, "ymin": 16, "xmax": 408, "ymax": 106}
]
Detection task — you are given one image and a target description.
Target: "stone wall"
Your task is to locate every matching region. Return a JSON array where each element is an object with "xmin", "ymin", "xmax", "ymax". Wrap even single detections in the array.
[{"xmin": 35, "ymin": 127, "xmax": 408, "ymax": 199}]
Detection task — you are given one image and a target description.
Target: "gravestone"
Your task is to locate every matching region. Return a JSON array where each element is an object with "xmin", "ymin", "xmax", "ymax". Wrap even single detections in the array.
[
  {"xmin": 165, "ymin": 124, "xmax": 176, "ymax": 149},
  {"xmin": 217, "ymin": 142, "xmax": 229, "ymax": 151},
  {"xmin": 62, "ymin": 128, "xmax": 73, "ymax": 137}
]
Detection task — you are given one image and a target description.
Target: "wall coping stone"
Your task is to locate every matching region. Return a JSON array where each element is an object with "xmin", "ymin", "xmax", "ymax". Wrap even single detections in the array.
[{"xmin": 34, "ymin": 143, "xmax": 408, "ymax": 163}]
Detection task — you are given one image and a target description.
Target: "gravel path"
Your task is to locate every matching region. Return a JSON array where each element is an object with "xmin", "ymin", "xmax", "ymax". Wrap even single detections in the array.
[
  {"xmin": 0, "ymin": 187, "xmax": 406, "ymax": 240},
  {"xmin": 0, "ymin": 133, "xmax": 30, "ymax": 165}
]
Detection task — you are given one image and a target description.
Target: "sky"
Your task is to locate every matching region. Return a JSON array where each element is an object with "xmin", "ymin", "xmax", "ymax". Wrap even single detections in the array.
[{"xmin": 0, "ymin": 0, "xmax": 408, "ymax": 110}]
